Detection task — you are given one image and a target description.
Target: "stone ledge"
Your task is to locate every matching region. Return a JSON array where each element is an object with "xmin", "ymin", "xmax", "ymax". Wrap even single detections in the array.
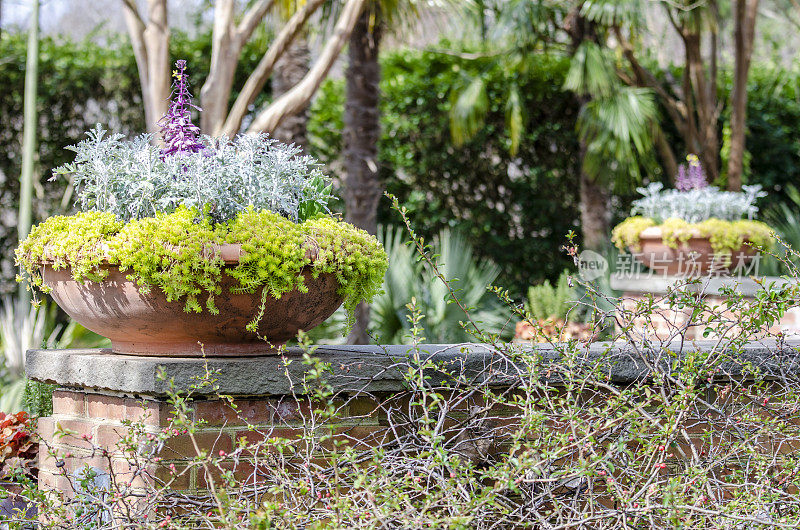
[
  {"xmin": 26, "ymin": 340, "xmax": 800, "ymax": 397},
  {"xmin": 610, "ymin": 275, "xmax": 793, "ymax": 296}
]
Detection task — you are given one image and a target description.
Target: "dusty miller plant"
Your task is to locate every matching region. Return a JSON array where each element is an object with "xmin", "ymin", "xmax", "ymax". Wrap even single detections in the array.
[
  {"xmin": 52, "ymin": 126, "xmax": 331, "ymax": 223},
  {"xmin": 52, "ymin": 60, "xmax": 331, "ymax": 223},
  {"xmin": 632, "ymin": 182, "xmax": 766, "ymax": 223}
]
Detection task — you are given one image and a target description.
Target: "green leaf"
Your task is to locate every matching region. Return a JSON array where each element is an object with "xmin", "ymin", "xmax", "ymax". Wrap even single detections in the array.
[
  {"xmin": 449, "ymin": 76, "xmax": 489, "ymax": 147},
  {"xmin": 564, "ymin": 42, "xmax": 618, "ymax": 98},
  {"xmin": 505, "ymin": 84, "xmax": 524, "ymax": 157}
]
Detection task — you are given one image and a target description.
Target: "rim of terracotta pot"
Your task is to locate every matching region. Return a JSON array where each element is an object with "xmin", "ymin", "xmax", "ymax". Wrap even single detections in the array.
[
  {"xmin": 37, "ymin": 238, "xmax": 345, "ymax": 357},
  {"xmin": 637, "ymin": 225, "xmax": 761, "ymax": 249}
]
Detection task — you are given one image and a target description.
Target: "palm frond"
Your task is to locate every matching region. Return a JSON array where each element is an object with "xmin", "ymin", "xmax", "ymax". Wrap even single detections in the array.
[
  {"xmin": 564, "ymin": 41, "xmax": 618, "ymax": 98},
  {"xmin": 449, "ymin": 76, "xmax": 489, "ymax": 147},
  {"xmin": 577, "ymin": 86, "xmax": 660, "ymax": 188},
  {"xmin": 505, "ymin": 83, "xmax": 524, "ymax": 156},
  {"xmin": 580, "ymin": 0, "xmax": 647, "ymax": 27}
]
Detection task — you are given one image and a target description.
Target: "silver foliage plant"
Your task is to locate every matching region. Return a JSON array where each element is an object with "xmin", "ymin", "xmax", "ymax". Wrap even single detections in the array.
[
  {"xmin": 631, "ymin": 182, "xmax": 767, "ymax": 223},
  {"xmin": 52, "ymin": 124, "xmax": 332, "ymax": 223}
]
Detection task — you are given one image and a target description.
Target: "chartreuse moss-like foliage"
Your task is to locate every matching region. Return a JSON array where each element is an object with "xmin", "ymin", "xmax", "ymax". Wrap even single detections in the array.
[
  {"xmin": 16, "ymin": 207, "xmax": 387, "ymax": 328},
  {"xmin": 610, "ymin": 217, "xmax": 655, "ymax": 252},
  {"xmin": 611, "ymin": 216, "xmax": 774, "ymax": 255}
]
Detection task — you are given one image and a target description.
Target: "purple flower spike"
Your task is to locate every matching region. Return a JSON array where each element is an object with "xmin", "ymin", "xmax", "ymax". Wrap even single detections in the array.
[
  {"xmin": 158, "ymin": 60, "xmax": 205, "ymax": 159},
  {"xmin": 675, "ymin": 154, "xmax": 708, "ymax": 191}
]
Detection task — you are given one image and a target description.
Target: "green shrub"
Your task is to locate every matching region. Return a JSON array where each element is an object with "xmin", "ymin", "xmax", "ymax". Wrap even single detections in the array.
[{"xmin": 526, "ymin": 270, "xmax": 575, "ymax": 321}]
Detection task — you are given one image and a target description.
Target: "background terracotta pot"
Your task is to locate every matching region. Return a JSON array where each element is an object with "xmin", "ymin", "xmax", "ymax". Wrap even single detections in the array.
[
  {"xmin": 41, "ymin": 244, "xmax": 344, "ymax": 357},
  {"xmin": 632, "ymin": 226, "xmax": 758, "ymax": 276}
]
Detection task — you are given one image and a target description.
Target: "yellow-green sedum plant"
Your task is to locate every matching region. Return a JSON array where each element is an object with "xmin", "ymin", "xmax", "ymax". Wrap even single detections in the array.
[{"xmin": 15, "ymin": 60, "xmax": 387, "ymax": 331}]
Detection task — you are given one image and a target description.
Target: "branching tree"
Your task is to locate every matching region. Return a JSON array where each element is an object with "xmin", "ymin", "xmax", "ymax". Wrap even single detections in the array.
[
  {"xmin": 122, "ymin": 0, "xmax": 170, "ymax": 134},
  {"xmin": 450, "ymin": 1, "xmax": 660, "ymax": 250},
  {"xmin": 270, "ymin": 1, "xmax": 311, "ymax": 148},
  {"xmin": 121, "ymin": 0, "xmax": 367, "ymax": 137},
  {"xmin": 450, "ymin": 0, "xmax": 762, "ymax": 251},
  {"xmin": 609, "ymin": 0, "xmax": 760, "ymax": 189}
]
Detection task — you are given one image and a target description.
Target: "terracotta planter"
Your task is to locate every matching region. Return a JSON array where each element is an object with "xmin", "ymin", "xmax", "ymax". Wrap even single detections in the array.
[
  {"xmin": 633, "ymin": 226, "xmax": 758, "ymax": 276},
  {"xmin": 41, "ymin": 244, "xmax": 344, "ymax": 357}
]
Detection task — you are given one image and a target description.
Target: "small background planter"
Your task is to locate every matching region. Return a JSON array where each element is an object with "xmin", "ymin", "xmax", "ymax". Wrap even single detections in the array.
[
  {"xmin": 42, "ymin": 244, "xmax": 344, "ymax": 357},
  {"xmin": 634, "ymin": 226, "xmax": 758, "ymax": 276}
]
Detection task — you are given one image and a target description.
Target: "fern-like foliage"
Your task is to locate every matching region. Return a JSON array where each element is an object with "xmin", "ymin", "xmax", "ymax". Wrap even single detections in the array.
[
  {"xmin": 52, "ymin": 125, "xmax": 332, "ymax": 223},
  {"xmin": 526, "ymin": 271, "xmax": 575, "ymax": 321}
]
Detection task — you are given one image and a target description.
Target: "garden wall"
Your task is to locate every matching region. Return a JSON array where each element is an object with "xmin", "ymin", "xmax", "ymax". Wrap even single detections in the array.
[{"xmin": 26, "ymin": 341, "xmax": 800, "ymax": 507}]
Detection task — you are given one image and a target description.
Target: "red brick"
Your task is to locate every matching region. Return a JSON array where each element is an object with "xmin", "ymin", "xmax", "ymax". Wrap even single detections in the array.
[
  {"xmin": 234, "ymin": 427, "xmax": 309, "ymax": 454},
  {"xmin": 86, "ymin": 394, "xmax": 126, "ymax": 420},
  {"xmin": 327, "ymin": 425, "xmax": 389, "ymax": 450},
  {"xmin": 124, "ymin": 398, "xmax": 163, "ymax": 426},
  {"xmin": 268, "ymin": 397, "xmax": 314, "ymax": 423},
  {"xmin": 36, "ymin": 417, "xmax": 56, "ymax": 442},
  {"xmin": 49, "ymin": 418, "xmax": 97, "ymax": 450},
  {"xmin": 196, "ymin": 459, "xmax": 268, "ymax": 489},
  {"xmin": 194, "ymin": 399, "xmax": 271, "ymax": 426},
  {"xmin": 94, "ymin": 424, "xmax": 130, "ymax": 448},
  {"xmin": 52, "ymin": 390, "xmax": 85, "ymax": 416},
  {"xmin": 160, "ymin": 430, "xmax": 233, "ymax": 459},
  {"xmin": 39, "ymin": 469, "xmax": 73, "ymax": 494},
  {"xmin": 153, "ymin": 462, "xmax": 193, "ymax": 490},
  {"xmin": 348, "ymin": 397, "xmax": 380, "ymax": 418}
]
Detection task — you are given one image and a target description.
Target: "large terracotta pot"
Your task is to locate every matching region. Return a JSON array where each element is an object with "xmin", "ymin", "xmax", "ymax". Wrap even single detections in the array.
[
  {"xmin": 41, "ymin": 244, "xmax": 344, "ymax": 357},
  {"xmin": 633, "ymin": 226, "xmax": 758, "ymax": 276}
]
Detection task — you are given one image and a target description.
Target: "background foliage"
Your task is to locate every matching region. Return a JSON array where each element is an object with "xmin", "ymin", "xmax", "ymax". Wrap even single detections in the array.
[
  {"xmin": 3, "ymin": 35, "xmax": 800, "ymax": 298},
  {"xmin": 310, "ymin": 50, "xmax": 583, "ymax": 297}
]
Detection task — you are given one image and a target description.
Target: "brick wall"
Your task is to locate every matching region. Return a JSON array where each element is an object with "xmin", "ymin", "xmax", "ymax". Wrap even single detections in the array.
[
  {"xmin": 37, "ymin": 390, "xmax": 396, "ymax": 496},
  {"xmin": 29, "ymin": 343, "xmax": 800, "ymax": 517}
]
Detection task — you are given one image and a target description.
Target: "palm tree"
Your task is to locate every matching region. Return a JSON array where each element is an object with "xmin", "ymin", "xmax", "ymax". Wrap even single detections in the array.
[
  {"xmin": 343, "ymin": 0, "xmax": 432, "ymax": 344},
  {"xmin": 344, "ymin": 2, "xmax": 384, "ymax": 344},
  {"xmin": 449, "ymin": 1, "xmax": 660, "ymax": 250}
]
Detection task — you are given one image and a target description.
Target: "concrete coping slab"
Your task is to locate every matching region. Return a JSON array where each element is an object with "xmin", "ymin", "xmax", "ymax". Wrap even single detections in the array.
[
  {"xmin": 609, "ymin": 275, "xmax": 794, "ymax": 296},
  {"xmin": 25, "ymin": 339, "xmax": 800, "ymax": 398}
]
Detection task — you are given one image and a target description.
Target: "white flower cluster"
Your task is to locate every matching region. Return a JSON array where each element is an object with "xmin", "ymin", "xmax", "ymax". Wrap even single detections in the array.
[
  {"xmin": 53, "ymin": 125, "xmax": 332, "ymax": 223},
  {"xmin": 631, "ymin": 182, "xmax": 766, "ymax": 223}
]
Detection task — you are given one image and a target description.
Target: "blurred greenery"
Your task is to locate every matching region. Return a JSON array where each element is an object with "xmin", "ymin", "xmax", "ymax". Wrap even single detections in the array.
[
  {"xmin": 305, "ymin": 226, "xmax": 514, "ymax": 344},
  {"xmin": 1, "ymin": 33, "xmax": 799, "ymax": 302},
  {"xmin": 0, "ymin": 298, "xmax": 109, "ymax": 414},
  {"xmin": 310, "ymin": 49, "xmax": 583, "ymax": 298}
]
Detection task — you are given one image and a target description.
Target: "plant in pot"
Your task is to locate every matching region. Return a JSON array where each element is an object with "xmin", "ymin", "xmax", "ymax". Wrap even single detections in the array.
[
  {"xmin": 611, "ymin": 155, "xmax": 773, "ymax": 276},
  {"xmin": 15, "ymin": 60, "xmax": 388, "ymax": 356}
]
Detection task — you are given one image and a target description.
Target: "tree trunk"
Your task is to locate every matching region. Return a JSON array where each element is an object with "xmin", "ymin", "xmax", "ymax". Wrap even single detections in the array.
[
  {"xmin": 727, "ymin": 0, "xmax": 759, "ymax": 191},
  {"xmin": 271, "ymin": 38, "xmax": 310, "ymax": 149},
  {"xmin": 579, "ymin": 144, "xmax": 609, "ymax": 251},
  {"xmin": 684, "ymin": 31, "xmax": 718, "ymax": 181},
  {"xmin": 344, "ymin": 6, "xmax": 382, "ymax": 345},
  {"xmin": 655, "ymin": 131, "xmax": 679, "ymax": 183},
  {"xmin": 122, "ymin": 0, "xmax": 170, "ymax": 135}
]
